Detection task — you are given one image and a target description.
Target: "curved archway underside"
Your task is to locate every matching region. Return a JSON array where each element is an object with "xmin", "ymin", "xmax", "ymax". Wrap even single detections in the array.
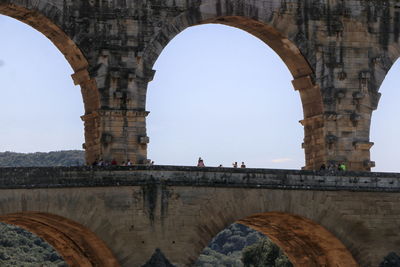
[
  {"xmin": 0, "ymin": 2, "xmax": 100, "ymax": 113},
  {"xmin": 0, "ymin": 212, "xmax": 120, "ymax": 267},
  {"xmin": 203, "ymin": 17, "xmax": 312, "ymax": 80},
  {"xmin": 0, "ymin": 3, "xmax": 87, "ymax": 73},
  {"xmin": 0, "ymin": 2, "xmax": 101, "ymax": 164},
  {"xmin": 144, "ymin": 7, "xmax": 324, "ymax": 115},
  {"xmin": 238, "ymin": 212, "xmax": 358, "ymax": 267}
]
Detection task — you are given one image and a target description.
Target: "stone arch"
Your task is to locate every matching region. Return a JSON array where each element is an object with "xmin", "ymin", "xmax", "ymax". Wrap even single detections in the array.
[
  {"xmin": 141, "ymin": 0, "xmax": 325, "ymax": 169},
  {"xmin": 0, "ymin": 2, "xmax": 100, "ymax": 163},
  {"xmin": 0, "ymin": 212, "xmax": 120, "ymax": 267},
  {"xmin": 238, "ymin": 212, "xmax": 358, "ymax": 266},
  {"xmin": 195, "ymin": 211, "xmax": 357, "ymax": 267},
  {"xmin": 142, "ymin": 1, "xmax": 322, "ymax": 116},
  {"xmin": 356, "ymin": 42, "xmax": 400, "ymax": 170},
  {"xmin": 363, "ymin": 43, "xmax": 400, "ymax": 113},
  {"xmin": 369, "ymin": 49, "xmax": 400, "ymax": 171}
]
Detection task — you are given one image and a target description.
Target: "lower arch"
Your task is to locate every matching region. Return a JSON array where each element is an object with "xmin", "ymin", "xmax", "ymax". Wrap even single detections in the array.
[
  {"xmin": 238, "ymin": 212, "xmax": 358, "ymax": 267},
  {"xmin": 0, "ymin": 212, "xmax": 119, "ymax": 267}
]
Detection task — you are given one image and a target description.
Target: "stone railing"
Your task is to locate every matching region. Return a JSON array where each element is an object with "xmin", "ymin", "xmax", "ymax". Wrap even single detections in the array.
[{"xmin": 0, "ymin": 166, "xmax": 400, "ymax": 192}]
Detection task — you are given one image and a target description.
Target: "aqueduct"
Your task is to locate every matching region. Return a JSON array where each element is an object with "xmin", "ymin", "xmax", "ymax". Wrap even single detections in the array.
[
  {"xmin": 1, "ymin": 0, "xmax": 400, "ymax": 171},
  {"xmin": 0, "ymin": 1, "xmax": 400, "ymax": 266}
]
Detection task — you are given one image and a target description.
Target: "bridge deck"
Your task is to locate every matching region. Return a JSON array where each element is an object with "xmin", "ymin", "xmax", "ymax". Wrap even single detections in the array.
[{"xmin": 0, "ymin": 166, "xmax": 399, "ymax": 192}]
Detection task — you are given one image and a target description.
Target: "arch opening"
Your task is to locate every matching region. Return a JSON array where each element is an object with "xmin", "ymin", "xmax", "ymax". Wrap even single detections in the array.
[
  {"xmin": 370, "ymin": 58, "xmax": 400, "ymax": 172},
  {"xmin": 143, "ymin": 7, "xmax": 325, "ymax": 169},
  {"xmin": 196, "ymin": 222, "xmax": 292, "ymax": 266},
  {"xmin": 0, "ymin": 3, "xmax": 87, "ymax": 73},
  {"xmin": 147, "ymin": 24, "xmax": 305, "ymax": 168},
  {"xmin": 0, "ymin": 212, "xmax": 119, "ymax": 266},
  {"xmin": 0, "ymin": 3, "xmax": 100, "ymax": 163},
  {"xmin": 195, "ymin": 212, "xmax": 357, "ymax": 267},
  {"xmin": 143, "ymin": 11, "xmax": 323, "ymax": 119}
]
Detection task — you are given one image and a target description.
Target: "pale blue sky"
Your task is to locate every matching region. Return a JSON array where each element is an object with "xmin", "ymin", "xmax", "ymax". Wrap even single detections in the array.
[{"xmin": 0, "ymin": 15, "xmax": 399, "ymax": 171}]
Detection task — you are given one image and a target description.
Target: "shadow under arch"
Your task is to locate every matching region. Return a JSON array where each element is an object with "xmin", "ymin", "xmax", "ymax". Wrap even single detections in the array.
[
  {"xmin": 0, "ymin": 212, "xmax": 120, "ymax": 266},
  {"xmin": 0, "ymin": 2, "xmax": 101, "ymax": 163},
  {"xmin": 142, "ymin": 1, "xmax": 325, "ymax": 169},
  {"xmin": 234, "ymin": 212, "xmax": 358, "ymax": 267}
]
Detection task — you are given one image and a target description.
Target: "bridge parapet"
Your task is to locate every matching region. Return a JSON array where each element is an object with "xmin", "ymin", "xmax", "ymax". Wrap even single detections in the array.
[
  {"xmin": 0, "ymin": 166, "xmax": 399, "ymax": 192},
  {"xmin": 0, "ymin": 166, "xmax": 399, "ymax": 266}
]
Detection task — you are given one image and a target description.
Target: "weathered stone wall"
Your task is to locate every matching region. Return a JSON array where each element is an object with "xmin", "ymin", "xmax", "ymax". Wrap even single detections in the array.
[
  {"xmin": 1, "ymin": 0, "xmax": 400, "ymax": 170},
  {"xmin": 0, "ymin": 166, "xmax": 399, "ymax": 266}
]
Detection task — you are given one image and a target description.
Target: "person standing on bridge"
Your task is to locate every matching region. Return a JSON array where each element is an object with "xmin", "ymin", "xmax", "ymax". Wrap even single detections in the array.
[
  {"xmin": 197, "ymin": 157, "xmax": 205, "ymax": 167},
  {"xmin": 338, "ymin": 162, "xmax": 347, "ymax": 171},
  {"xmin": 240, "ymin": 162, "xmax": 246, "ymax": 168}
]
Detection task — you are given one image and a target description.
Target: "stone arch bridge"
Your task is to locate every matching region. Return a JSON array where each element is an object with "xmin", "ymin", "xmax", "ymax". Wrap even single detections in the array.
[
  {"xmin": 0, "ymin": 166, "xmax": 399, "ymax": 266},
  {"xmin": 1, "ymin": 0, "xmax": 400, "ymax": 171},
  {"xmin": 1, "ymin": 1, "xmax": 400, "ymax": 266}
]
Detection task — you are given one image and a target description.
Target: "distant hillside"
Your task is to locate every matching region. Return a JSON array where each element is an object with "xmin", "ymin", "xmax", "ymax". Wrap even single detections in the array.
[{"xmin": 0, "ymin": 151, "xmax": 85, "ymax": 167}]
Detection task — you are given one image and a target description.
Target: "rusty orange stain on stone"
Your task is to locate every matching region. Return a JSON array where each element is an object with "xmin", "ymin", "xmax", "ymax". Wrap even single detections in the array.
[
  {"xmin": 238, "ymin": 212, "xmax": 358, "ymax": 267},
  {"xmin": 0, "ymin": 212, "xmax": 120, "ymax": 267}
]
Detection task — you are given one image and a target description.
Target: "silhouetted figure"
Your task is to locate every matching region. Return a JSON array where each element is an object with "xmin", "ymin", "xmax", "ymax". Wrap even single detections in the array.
[
  {"xmin": 232, "ymin": 162, "xmax": 238, "ymax": 168},
  {"xmin": 240, "ymin": 162, "xmax": 246, "ymax": 168},
  {"xmin": 197, "ymin": 157, "xmax": 205, "ymax": 167},
  {"xmin": 327, "ymin": 163, "xmax": 335, "ymax": 171},
  {"xmin": 320, "ymin": 164, "xmax": 326, "ymax": 170}
]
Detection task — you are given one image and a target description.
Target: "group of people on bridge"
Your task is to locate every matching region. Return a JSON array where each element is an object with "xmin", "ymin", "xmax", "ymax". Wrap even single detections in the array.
[
  {"xmin": 91, "ymin": 157, "xmax": 348, "ymax": 172},
  {"xmin": 320, "ymin": 162, "xmax": 347, "ymax": 171},
  {"xmin": 197, "ymin": 157, "xmax": 246, "ymax": 168},
  {"xmin": 92, "ymin": 158, "xmax": 156, "ymax": 167},
  {"xmin": 92, "ymin": 159, "xmax": 133, "ymax": 166}
]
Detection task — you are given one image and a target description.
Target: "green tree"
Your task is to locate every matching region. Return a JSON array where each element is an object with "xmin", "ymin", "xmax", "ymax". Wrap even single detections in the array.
[{"xmin": 242, "ymin": 239, "xmax": 292, "ymax": 267}]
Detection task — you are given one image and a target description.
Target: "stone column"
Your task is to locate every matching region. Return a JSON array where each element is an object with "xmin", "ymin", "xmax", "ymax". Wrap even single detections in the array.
[
  {"xmin": 322, "ymin": 70, "xmax": 377, "ymax": 171},
  {"xmin": 78, "ymin": 49, "xmax": 153, "ymax": 165},
  {"xmin": 295, "ymin": 43, "xmax": 379, "ymax": 171},
  {"xmin": 315, "ymin": 46, "xmax": 378, "ymax": 171},
  {"xmin": 97, "ymin": 109, "xmax": 149, "ymax": 164}
]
